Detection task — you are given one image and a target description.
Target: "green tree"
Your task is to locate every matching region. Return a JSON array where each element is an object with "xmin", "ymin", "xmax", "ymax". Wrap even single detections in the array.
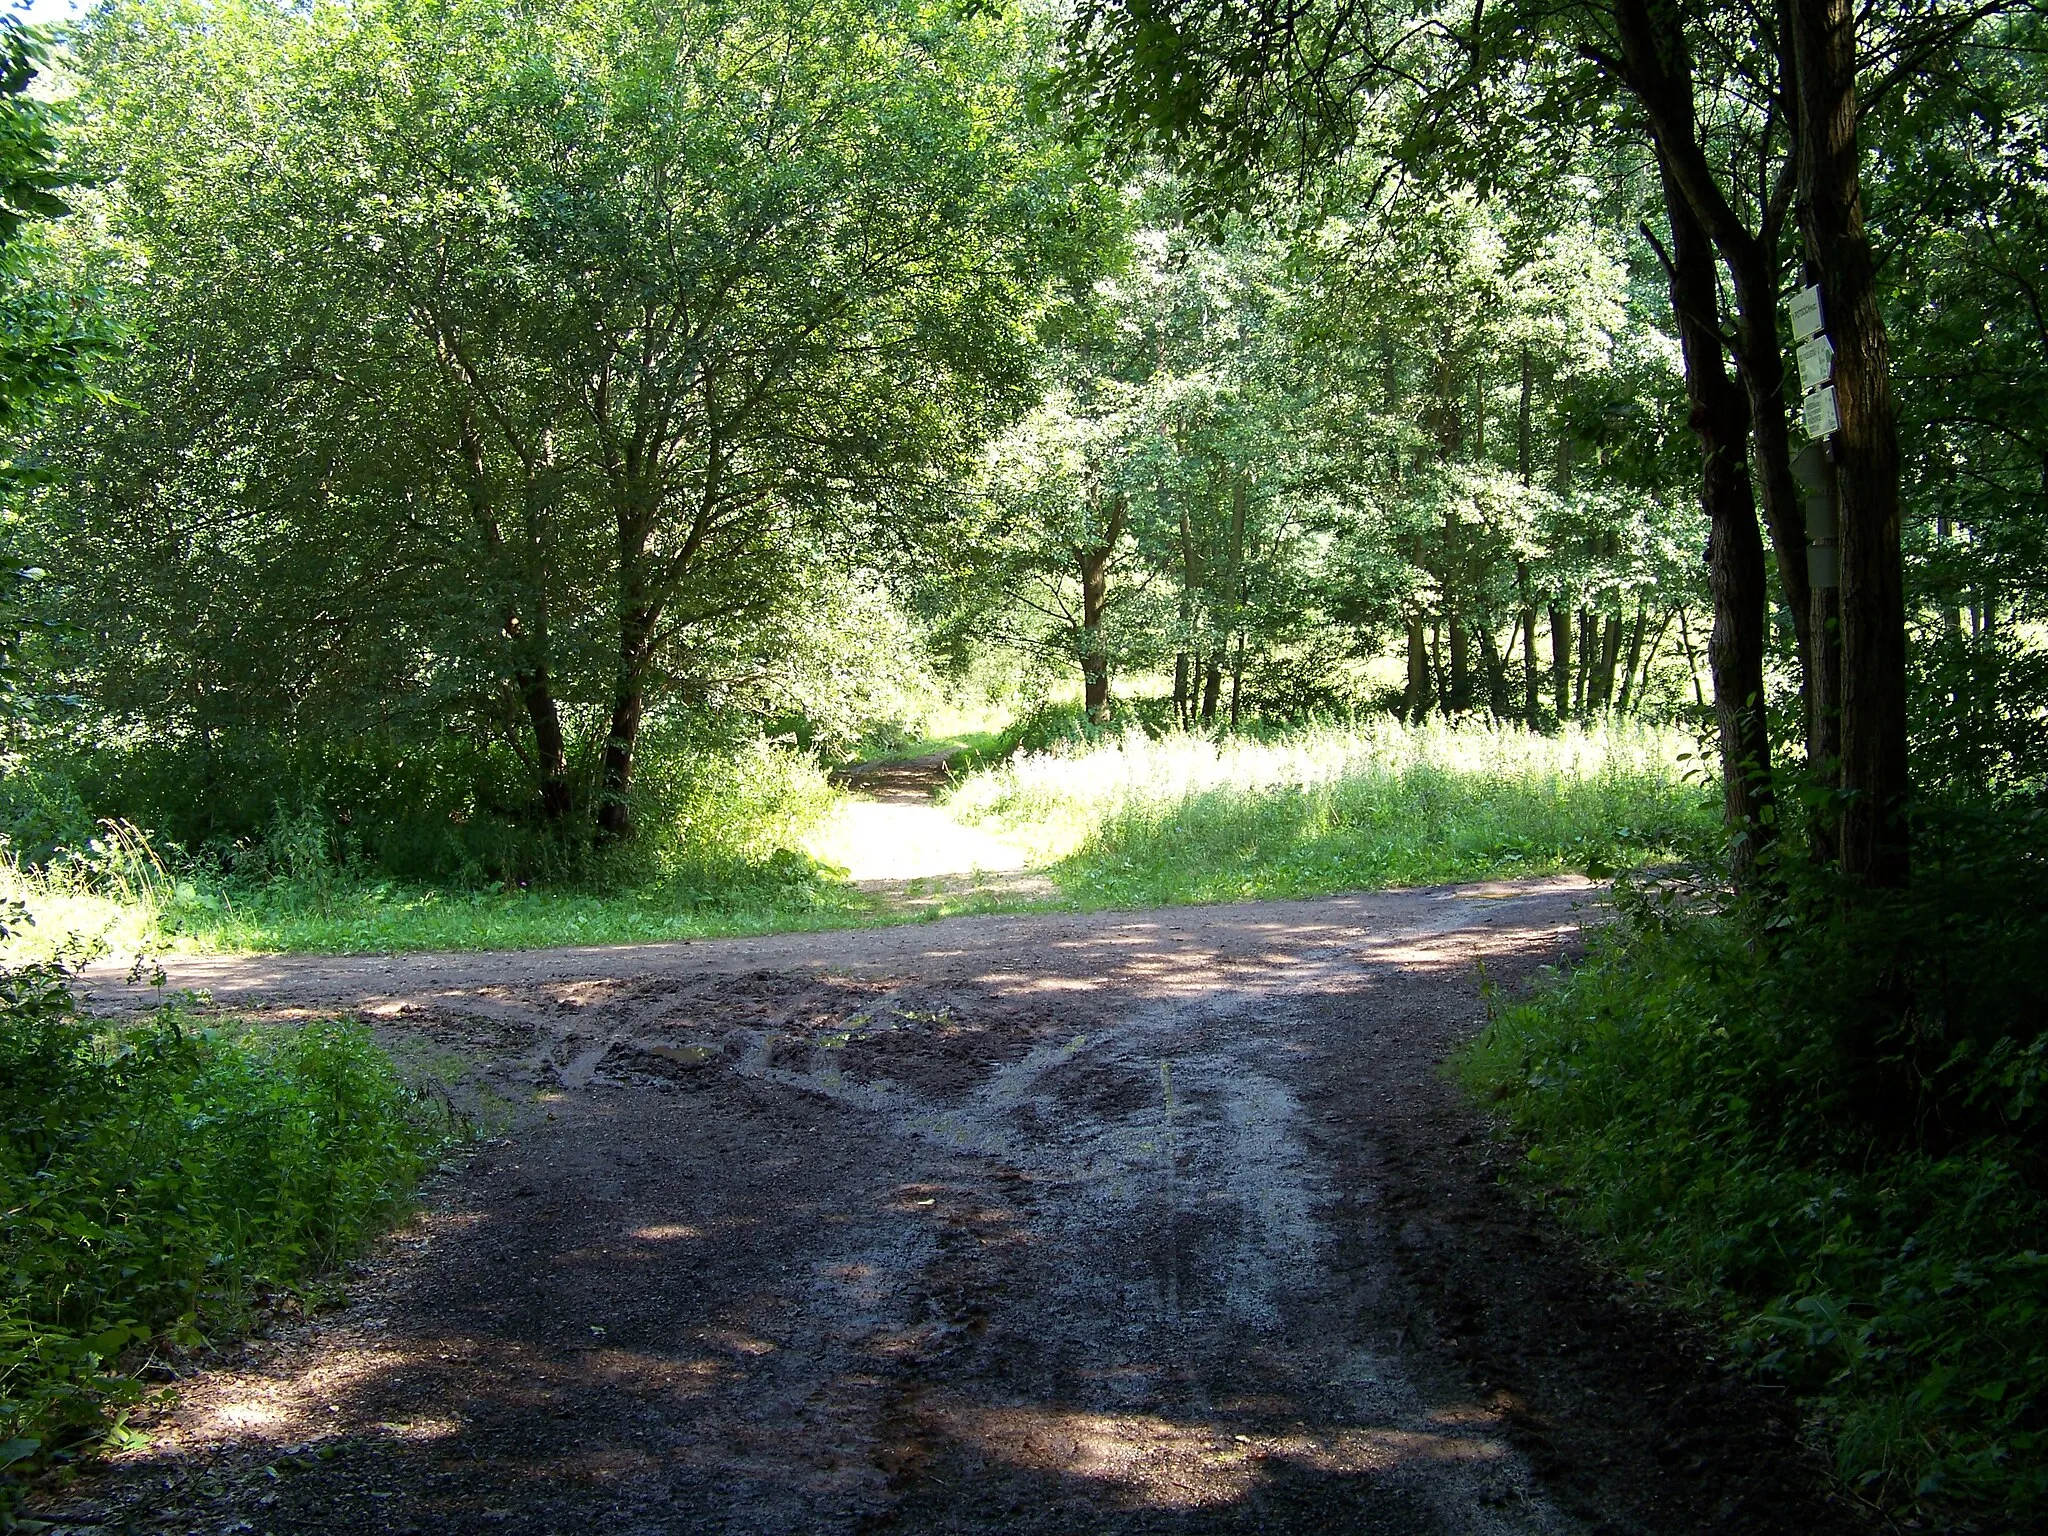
[{"xmin": 43, "ymin": 0, "xmax": 1109, "ymax": 838}]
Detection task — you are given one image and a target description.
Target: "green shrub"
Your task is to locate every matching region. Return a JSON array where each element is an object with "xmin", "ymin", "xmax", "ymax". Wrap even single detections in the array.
[
  {"xmin": 1459, "ymin": 817, "xmax": 2048, "ymax": 1523},
  {"xmin": 0, "ymin": 961, "xmax": 444, "ymax": 1493}
]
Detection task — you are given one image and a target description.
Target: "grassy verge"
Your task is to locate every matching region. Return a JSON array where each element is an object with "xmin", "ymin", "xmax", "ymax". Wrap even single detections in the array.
[
  {"xmin": 1, "ymin": 970, "xmax": 449, "ymax": 1499},
  {"xmin": 1458, "ymin": 844, "xmax": 2048, "ymax": 1526},
  {"xmin": 948, "ymin": 718, "xmax": 1716, "ymax": 905}
]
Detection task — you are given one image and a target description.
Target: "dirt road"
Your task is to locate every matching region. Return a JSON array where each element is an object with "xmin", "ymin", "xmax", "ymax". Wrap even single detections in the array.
[{"xmin": 50, "ymin": 881, "xmax": 1856, "ymax": 1535}]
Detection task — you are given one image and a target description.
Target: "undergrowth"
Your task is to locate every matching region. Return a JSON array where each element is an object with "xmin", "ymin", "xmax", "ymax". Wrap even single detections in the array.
[
  {"xmin": 1459, "ymin": 812, "xmax": 2048, "ymax": 1526},
  {"xmin": 0, "ymin": 948, "xmax": 448, "ymax": 1502}
]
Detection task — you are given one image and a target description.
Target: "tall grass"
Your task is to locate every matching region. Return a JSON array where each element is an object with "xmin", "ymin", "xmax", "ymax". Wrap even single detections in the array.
[{"xmin": 947, "ymin": 718, "xmax": 1715, "ymax": 904}]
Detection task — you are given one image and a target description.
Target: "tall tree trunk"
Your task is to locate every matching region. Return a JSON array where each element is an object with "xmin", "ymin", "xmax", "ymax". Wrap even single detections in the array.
[
  {"xmin": 1656, "ymin": 148, "xmax": 1777, "ymax": 883},
  {"xmin": 597, "ymin": 602, "xmax": 656, "ymax": 842},
  {"xmin": 1201, "ymin": 656, "xmax": 1222, "ymax": 725},
  {"xmin": 1448, "ymin": 612, "xmax": 1473, "ymax": 713},
  {"xmin": 1229, "ymin": 631, "xmax": 1245, "ymax": 731},
  {"xmin": 1431, "ymin": 620, "xmax": 1447, "ymax": 714},
  {"xmin": 1518, "ymin": 568, "xmax": 1541, "ymax": 727},
  {"xmin": 1936, "ymin": 511, "xmax": 1960, "ymax": 637},
  {"xmin": 1077, "ymin": 492, "xmax": 1128, "ymax": 724},
  {"xmin": 1594, "ymin": 613, "xmax": 1624, "ymax": 710},
  {"xmin": 1791, "ymin": 0, "xmax": 1910, "ymax": 886},
  {"xmin": 1404, "ymin": 616, "xmax": 1432, "ymax": 720},
  {"xmin": 1079, "ymin": 541, "xmax": 1112, "ymax": 722},
  {"xmin": 1549, "ymin": 603, "xmax": 1573, "ymax": 721},
  {"xmin": 1618, "ymin": 602, "xmax": 1664, "ymax": 716},
  {"xmin": 1574, "ymin": 610, "xmax": 1593, "ymax": 715},
  {"xmin": 1174, "ymin": 651, "xmax": 1191, "ymax": 727},
  {"xmin": 518, "ymin": 664, "xmax": 572, "ymax": 824},
  {"xmin": 1478, "ymin": 617, "xmax": 1512, "ymax": 719},
  {"xmin": 1615, "ymin": 600, "xmax": 1649, "ymax": 715}
]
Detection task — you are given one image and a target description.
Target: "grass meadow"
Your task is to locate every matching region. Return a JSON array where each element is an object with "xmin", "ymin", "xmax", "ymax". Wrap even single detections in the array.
[
  {"xmin": 948, "ymin": 718, "xmax": 1716, "ymax": 906},
  {"xmin": 2, "ymin": 716, "xmax": 1715, "ymax": 960}
]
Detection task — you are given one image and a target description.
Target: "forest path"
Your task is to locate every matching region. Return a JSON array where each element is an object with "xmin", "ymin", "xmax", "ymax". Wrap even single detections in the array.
[
  {"xmin": 55, "ymin": 882, "xmax": 1854, "ymax": 1536},
  {"xmin": 812, "ymin": 755, "xmax": 1053, "ymax": 907}
]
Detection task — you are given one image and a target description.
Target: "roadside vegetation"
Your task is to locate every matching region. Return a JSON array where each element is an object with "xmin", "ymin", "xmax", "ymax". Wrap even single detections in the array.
[
  {"xmin": 0, "ymin": 942, "xmax": 448, "ymax": 1506},
  {"xmin": 1462, "ymin": 813, "xmax": 2048, "ymax": 1521}
]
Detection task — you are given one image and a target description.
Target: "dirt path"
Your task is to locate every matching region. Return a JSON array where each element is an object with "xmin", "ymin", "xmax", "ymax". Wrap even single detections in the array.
[
  {"xmin": 51, "ymin": 881, "xmax": 1859, "ymax": 1535},
  {"xmin": 812, "ymin": 756, "xmax": 1052, "ymax": 908}
]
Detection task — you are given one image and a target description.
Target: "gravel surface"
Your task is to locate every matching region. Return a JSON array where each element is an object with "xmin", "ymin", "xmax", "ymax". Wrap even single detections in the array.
[{"xmin": 46, "ymin": 880, "xmax": 1864, "ymax": 1535}]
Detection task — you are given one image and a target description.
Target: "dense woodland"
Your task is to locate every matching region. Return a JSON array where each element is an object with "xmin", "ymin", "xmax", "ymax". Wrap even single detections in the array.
[{"xmin": 1, "ymin": 0, "xmax": 2046, "ymax": 1522}]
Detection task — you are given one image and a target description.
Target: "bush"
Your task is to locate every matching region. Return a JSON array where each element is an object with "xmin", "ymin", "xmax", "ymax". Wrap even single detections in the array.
[
  {"xmin": 0, "ymin": 955, "xmax": 444, "ymax": 1495},
  {"xmin": 1459, "ymin": 814, "xmax": 2048, "ymax": 1524}
]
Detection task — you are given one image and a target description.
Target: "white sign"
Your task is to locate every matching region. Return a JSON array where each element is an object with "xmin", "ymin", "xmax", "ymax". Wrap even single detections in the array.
[
  {"xmin": 1797, "ymin": 334, "xmax": 1835, "ymax": 392},
  {"xmin": 1802, "ymin": 385, "xmax": 1840, "ymax": 438},
  {"xmin": 1790, "ymin": 284, "xmax": 1826, "ymax": 341}
]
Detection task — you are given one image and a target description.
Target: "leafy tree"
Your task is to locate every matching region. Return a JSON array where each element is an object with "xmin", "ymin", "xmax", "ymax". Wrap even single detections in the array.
[{"xmin": 39, "ymin": 0, "xmax": 1110, "ymax": 838}]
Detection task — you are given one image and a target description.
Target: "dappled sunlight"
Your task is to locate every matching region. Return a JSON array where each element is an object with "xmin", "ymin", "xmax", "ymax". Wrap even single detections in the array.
[{"xmin": 917, "ymin": 1393, "xmax": 1509, "ymax": 1510}]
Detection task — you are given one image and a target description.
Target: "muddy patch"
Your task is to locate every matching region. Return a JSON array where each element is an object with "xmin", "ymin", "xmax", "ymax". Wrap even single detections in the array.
[{"xmin": 48, "ymin": 881, "xmax": 1864, "ymax": 1535}]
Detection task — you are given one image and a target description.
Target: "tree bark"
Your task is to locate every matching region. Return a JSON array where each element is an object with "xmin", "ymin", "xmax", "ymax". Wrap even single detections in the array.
[
  {"xmin": 597, "ymin": 601, "xmax": 656, "ymax": 842},
  {"xmin": 1657, "ymin": 147, "xmax": 1777, "ymax": 883},
  {"xmin": 1615, "ymin": 600, "xmax": 1649, "ymax": 715},
  {"xmin": 1548, "ymin": 603, "xmax": 1572, "ymax": 721},
  {"xmin": 1448, "ymin": 612, "xmax": 1473, "ymax": 713},
  {"xmin": 1077, "ymin": 491, "xmax": 1129, "ymax": 724},
  {"xmin": 1404, "ymin": 615, "xmax": 1432, "ymax": 720},
  {"xmin": 1611, "ymin": 0, "xmax": 1820, "ymax": 752},
  {"xmin": 1790, "ymin": 0, "xmax": 1910, "ymax": 886}
]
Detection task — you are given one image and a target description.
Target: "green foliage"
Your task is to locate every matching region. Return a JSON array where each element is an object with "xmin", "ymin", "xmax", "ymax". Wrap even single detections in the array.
[
  {"xmin": 1460, "ymin": 824, "xmax": 2048, "ymax": 1522},
  {"xmin": 1, "ymin": 736, "xmax": 853, "ymax": 957},
  {"xmin": 32, "ymin": 0, "xmax": 1110, "ymax": 838},
  {"xmin": 0, "ymin": 969, "xmax": 443, "ymax": 1489}
]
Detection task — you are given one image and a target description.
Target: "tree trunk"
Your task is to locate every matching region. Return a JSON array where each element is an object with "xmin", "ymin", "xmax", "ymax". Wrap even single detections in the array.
[
  {"xmin": 1574, "ymin": 610, "xmax": 1593, "ymax": 715},
  {"xmin": 1448, "ymin": 612, "xmax": 1473, "ymax": 713},
  {"xmin": 1727, "ymin": 249, "xmax": 1820, "ymax": 731},
  {"xmin": 1479, "ymin": 616, "xmax": 1513, "ymax": 720},
  {"xmin": 1229, "ymin": 631, "xmax": 1245, "ymax": 731},
  {"xmin": 1615, "ymin": 600, "xmax": 1649, "ymax": 715},
  {"xmin": 1678, "ymin": 606, "xmax": 1707, "ymax": 707},
  {"xmin": 1404, "ymin": 616, "xmax": 1432, "ymax": 720},
  {"xmin": 1077, "ymin": 492, "xmax": 1128, "ymax": 724},
  {"xmin": 1791, "ymin": 0, "xmax": 1910, "ymax": 887},
  {"xmin": 1079, "ymin": 543, "xmax": 1112, "ymax": 723},
  {"xmin": 1549, "ymin": 603, "xmax": 1572, "ymax": 720},
  {"xmin": 1201, "ymin": 656, "xmax": 1222, "ymax": 725},
  {"xmin": 518, "ymin": 665, "xmax": 572, "ymax": 823},
  {"xmin": 1174, "ymin": 651, "xmax": 1191, "ymax": 727},
  {"xmin": 1517, "ymin": 564, "xmax": 1540, "ymax": 727},
  {"xmin": 597, "ymin": 602, "xmax": 656, "ymax": 842},
  {"xmin": 1594, "ymin": 613, "xmax": 1624, "ymax": 710},
  {"xmin": 1936, "ymin": 512, "xmax": 1960, "ymax": 637},
  {"xmin": 1657, "ymin": 148, "xmax": 1776, "ymax": 883}
]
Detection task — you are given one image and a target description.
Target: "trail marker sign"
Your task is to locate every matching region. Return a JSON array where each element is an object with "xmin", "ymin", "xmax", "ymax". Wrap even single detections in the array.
[
  {"xmin": 1797, "ymin": 334, "xmax": 1835, "ymax": 392},
  {"xmin": 1790, "ymin": 284, "xmax": 1825, "ymax": 341},
  {"xmin": 1802, "ymin": 386, "xmax": 1840, "ymax": 439}
]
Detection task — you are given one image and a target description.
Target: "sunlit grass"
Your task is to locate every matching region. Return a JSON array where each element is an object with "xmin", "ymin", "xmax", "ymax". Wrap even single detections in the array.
[
  {"xmin": 947, "ymin": 718, "xmax": 1716, "ymax": 905},
  {"xmin": 3, "ymin": 717, "xmax": 1714, "ymax": 957}
]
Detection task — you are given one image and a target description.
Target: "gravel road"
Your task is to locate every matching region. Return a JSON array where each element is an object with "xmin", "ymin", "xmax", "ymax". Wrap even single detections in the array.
[{"xmin": 45, "ymin": 879, "xmax": 1859, "ymax": 1535}]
